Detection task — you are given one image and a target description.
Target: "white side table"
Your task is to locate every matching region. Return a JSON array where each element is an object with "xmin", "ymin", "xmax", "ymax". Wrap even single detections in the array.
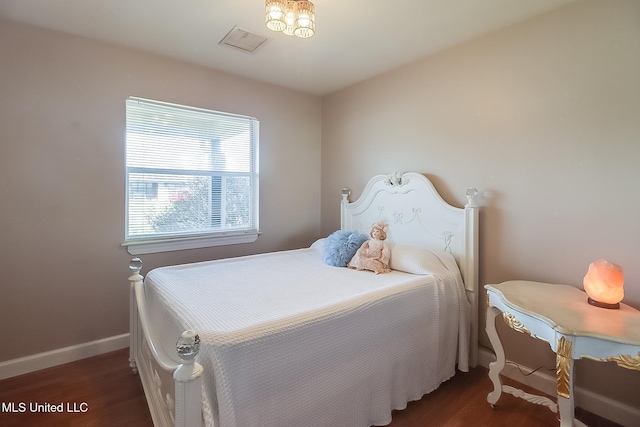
[{"xmin": 485, "ymin": 281, "xmax": 640, "ymax": 427}]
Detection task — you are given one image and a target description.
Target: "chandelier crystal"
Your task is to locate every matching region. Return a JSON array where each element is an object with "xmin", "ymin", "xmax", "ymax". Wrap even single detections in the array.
[{"xmin": 265, "ymin": 0, "xmax": 315, "ymax": 38}]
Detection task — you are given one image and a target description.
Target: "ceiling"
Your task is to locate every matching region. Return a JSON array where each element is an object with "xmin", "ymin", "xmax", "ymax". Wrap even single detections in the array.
[{"xmin": 0, "ymin": 0, "xmax": 578, "ymax": 95}]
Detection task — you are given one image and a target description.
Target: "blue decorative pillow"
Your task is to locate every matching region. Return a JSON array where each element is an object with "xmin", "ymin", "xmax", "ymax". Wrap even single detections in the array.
[{"xmin": 322, "ymin": 230, "xmax": 368, "ymax": 267}]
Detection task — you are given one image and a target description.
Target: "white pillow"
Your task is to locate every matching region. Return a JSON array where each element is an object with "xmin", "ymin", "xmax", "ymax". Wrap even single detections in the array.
[
  {"xmin": 390, "ymin": 244, "xmax": 452, "ymax": 275},
  {"xmin": 310, "ymin": 238, "xmax": 326, "ymax": 251}
]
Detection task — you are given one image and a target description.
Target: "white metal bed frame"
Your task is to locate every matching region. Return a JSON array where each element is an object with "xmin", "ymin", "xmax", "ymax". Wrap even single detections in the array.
[{"xmin": 127, "ymin": 171, "xmax": 479, "ymax": 427}]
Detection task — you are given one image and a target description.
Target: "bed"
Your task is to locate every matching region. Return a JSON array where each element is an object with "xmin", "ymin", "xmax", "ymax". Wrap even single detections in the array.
[{"xmin": 127, "ymin": 171, "xmax": 480, "ymax": 427}]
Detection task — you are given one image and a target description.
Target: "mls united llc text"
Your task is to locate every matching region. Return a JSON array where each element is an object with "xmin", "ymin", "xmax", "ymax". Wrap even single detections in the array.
[{"xmin": 2, "ymin": 401, "xmax": 89, "ymax": 413}]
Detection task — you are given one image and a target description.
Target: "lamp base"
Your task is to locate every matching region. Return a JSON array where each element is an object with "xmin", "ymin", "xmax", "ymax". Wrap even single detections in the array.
[{"xmin": 587, "ymin": 297, "xmax": 620, "ymax": 309}]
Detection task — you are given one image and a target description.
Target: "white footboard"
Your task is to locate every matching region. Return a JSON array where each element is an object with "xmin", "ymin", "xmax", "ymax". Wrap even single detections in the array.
[{"xmin": 128, "ymin": 258, "xmax": 204, "ymax": 427}]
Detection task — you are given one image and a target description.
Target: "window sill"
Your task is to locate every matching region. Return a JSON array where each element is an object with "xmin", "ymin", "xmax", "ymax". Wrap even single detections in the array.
[{"xmin": 122, "ymin": 231, "xmax": 260, "ymax": 255}]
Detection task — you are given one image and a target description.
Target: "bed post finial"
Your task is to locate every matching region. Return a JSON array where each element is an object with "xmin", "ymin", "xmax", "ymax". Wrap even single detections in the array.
[
  {"xmin": 341, "ymin": 188, "xmax": 350, "ymax": 230},
  {"xmin": 174, "ymin": 330, "xmax": 204, "ymax": 427},
  {"xmin": 465, "ymin": 188, "xmax": 479, "ymax": 208},
  {"xmin": 129, "ymin": 257, "xmax": 143, "ymax": 279},
  {"xmin": 341, "ymin": 188, "xmax": 350, "ymax": 201},
  {"xmin": 175, "ymin": 330, "xmax": 201, "ymax": 365}
]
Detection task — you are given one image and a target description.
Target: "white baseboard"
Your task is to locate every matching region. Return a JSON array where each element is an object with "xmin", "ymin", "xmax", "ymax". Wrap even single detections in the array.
[
  {"xmin": 0, "ymin": 333, "xmax": 129, "ymax": 380},
  {"xmin": 478, "ymin": 347, "xmax": 640, "ymax": 427}
]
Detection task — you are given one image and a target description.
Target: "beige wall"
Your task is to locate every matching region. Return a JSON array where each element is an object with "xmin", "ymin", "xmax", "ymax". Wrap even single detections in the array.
[
  {"xmin": 322, "ymin": 0, "xmax": 640, "ymax": 408},
  {"xmin": 0, "ymin": 19, "xmax": 321, "ymax": 361}
]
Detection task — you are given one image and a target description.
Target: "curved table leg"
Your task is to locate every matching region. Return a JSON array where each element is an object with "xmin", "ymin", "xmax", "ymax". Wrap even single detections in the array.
[{"xmin": 486, "ymin": 305, "xmax": 505, "ymax": 407}]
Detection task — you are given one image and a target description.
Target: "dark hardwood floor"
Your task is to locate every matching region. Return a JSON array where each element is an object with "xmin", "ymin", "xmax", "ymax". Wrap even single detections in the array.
[
  {"xmin": 0, "ymin": 349, "xmax": 621, "ymax": 426},
  {"xmin": 0, "ymin": 349, "xmax": 152, "ymax": 427}
]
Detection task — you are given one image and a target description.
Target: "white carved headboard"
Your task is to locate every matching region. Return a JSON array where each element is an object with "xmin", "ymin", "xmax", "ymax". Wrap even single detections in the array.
[{"xmin": 341, "ymin": 172, "xmax": 480, "ymax": 366}]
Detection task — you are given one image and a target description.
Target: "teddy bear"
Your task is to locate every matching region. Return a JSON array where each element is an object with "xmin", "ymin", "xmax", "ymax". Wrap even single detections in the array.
[{"xmin": 348, "ymin": 222, "xmax": 391, "ymax": 274}]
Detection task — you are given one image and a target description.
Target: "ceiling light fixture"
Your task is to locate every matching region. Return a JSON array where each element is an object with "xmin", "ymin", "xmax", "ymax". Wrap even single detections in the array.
[{"xmin": 265, "ymin": 0, "xmax": 315, "ymax": 38}]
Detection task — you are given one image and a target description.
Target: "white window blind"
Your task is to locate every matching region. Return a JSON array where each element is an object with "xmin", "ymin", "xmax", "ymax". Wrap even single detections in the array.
[{"xmin": 124, "ymin": 97, "xmax": 259, "ymax": 253}]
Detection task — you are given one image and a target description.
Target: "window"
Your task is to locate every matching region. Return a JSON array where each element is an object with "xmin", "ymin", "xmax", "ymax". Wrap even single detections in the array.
[{"xmin": 123, "ymin": 97, "xmax": 259, "ymax": 255}]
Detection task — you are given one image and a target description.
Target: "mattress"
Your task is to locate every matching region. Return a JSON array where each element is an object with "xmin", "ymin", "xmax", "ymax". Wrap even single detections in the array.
[{"xmin": 144, "ymin": 241, "xmax": 470, "ymax": 427}]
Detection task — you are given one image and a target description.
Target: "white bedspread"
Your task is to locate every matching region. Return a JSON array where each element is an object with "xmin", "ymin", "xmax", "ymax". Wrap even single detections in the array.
[{"xmin": 144, "ymin": 243, "xmax": 470, "ymax": 427}]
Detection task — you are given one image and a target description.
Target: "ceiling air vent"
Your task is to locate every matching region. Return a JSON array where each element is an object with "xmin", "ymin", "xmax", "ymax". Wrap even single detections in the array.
[{"xmin": 219, "ymin": 26, "xmax": 268, "ymax": 53}]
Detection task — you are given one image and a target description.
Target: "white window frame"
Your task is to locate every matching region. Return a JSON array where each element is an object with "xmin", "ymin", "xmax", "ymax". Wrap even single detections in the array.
[{"xmin": 122, "ymin": 97, "xmax": 259, "ymax": 255}]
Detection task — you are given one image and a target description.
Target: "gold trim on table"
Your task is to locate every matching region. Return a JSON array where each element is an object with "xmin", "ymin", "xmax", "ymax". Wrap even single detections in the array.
[
  {"xmin": 605, "ymin": 353, "xmax": 640, "ymax": 370},
  {"xmin": 556, "ymin": 336, "xmax": 572, "ymax": 399},
  {"xmin": 582, "ymin": 352, "xmax": 640, "ymax": 371},
  {"xmin": 502, "ymin": 312, "xmax": 531, "ymax": 335}
]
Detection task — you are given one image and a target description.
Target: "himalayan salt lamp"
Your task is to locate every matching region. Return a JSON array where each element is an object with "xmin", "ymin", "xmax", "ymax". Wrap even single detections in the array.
[{"xmin": 583, "ymin": 259, "xmax": 624, "ymax": 309}]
